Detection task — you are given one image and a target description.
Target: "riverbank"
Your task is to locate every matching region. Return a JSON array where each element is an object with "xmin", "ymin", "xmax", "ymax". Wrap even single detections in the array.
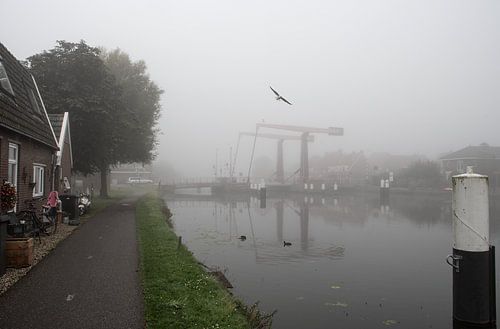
[{"xmin": 136, "ymin": 193, "xmax": 255, "ymax": 329}]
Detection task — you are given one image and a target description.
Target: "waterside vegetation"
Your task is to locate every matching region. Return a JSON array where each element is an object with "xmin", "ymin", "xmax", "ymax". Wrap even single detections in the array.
[{"xmin": 136, "ymin": 193, "xmax": 254, "ymax": 329}]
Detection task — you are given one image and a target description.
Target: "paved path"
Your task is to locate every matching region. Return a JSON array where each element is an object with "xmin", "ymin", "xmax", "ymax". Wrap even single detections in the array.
[{"xmin": 0, "ymin": 197, "xmax": 144, "ymax": 329}]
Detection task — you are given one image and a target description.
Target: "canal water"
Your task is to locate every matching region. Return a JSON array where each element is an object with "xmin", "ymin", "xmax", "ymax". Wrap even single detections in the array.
[{"xmin": 164, "ymin": 192, "xmax": 500, "ymax": 329}]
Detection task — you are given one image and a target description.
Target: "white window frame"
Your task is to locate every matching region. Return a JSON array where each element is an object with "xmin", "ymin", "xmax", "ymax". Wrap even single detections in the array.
[
  {"xmin": 0, "ymin": 60, "xmax": 14, "ymax": 95},
  {"xmin": 8, "ymin": 143, "xmax": 18, "ymax": 188},
  {"xmin": 33, "ymin": 164, "xmax": 45, "ymax": 197}
]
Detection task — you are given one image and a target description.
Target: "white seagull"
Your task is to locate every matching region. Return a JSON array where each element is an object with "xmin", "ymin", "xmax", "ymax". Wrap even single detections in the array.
[{"xmin": 270, "ymin": 86, "xmax": 292, "ymax": 105}]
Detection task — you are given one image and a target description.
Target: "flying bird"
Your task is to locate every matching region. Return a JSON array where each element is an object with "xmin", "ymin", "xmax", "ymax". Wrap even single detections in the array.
[{"xmin": 270, "ymin": 86, "xmax": 292, "ymax": 105}]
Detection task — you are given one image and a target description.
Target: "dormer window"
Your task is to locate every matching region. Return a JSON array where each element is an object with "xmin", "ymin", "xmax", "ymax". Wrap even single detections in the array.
[
  {"xmin": 28, "ymin": 88, "xmax": 41, "ymax": 114},
  {"xmin": 0, "ymin": 59, "xmax": 14, "ymax": 95}
]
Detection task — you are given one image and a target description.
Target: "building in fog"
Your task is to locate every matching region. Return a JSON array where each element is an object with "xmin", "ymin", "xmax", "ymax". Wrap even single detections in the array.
[
  {"xmin": 110, "ymin": 163, "xmax": 153, "ymax": 184},
  {"xmin": 309, "ymin": 151, "xmax": 368, "ymax": 186},
  {"xmin": 440, "ymin": 143, "xmax": 500, "ymax": 187}
]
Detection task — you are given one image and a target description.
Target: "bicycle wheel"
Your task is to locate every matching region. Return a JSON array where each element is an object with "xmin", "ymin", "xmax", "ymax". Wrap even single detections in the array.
[
  {"xmin": 41, "ymin": 212, "xmax": 57, "ymax": 235},
  {"xmin": 17, "ymin": 211, "xmax": 41, "ymax": 241},
  {"xmin": 50, "ymin": 215, "xmax": 57, "ymax": 234}
]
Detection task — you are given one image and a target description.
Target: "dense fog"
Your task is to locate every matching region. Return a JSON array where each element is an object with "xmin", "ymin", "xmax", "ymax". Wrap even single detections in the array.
[{"xmin": 3, "ymin": 0, "xmax": 499, "ymax": 177}]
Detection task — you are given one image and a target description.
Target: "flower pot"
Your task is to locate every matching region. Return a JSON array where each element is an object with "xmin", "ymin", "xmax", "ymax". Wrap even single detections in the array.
[
  {"xmin": 5, "ymin": 237, "xmax": 34, "ymax": 268},
  {"xmin": 0, "ymin": 216, "xmax": 9, "ymax": 275}
]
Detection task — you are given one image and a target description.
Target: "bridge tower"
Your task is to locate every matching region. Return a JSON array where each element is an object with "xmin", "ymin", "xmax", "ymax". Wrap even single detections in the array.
[
  {"xmin": 237, "ymin": 132, "xmax": 314, "ymax": 183},
  {"xmin": 255, "ymin": 124, "xmax": 344, "ymax": 182}
]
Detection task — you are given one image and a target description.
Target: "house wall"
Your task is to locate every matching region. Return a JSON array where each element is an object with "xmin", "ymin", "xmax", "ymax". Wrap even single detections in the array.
[
  {"xmin": 55, "ymin": 133, "xmax": 73, "ymax": 194},
  {"xmin": 0, "ymin": 127, "xmax": 55, "ymax": 211}
]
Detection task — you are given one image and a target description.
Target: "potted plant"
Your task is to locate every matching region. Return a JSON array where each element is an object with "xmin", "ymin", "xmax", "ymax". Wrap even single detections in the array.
[
  {"xmin": 1, "ymin": 181, "xmax": 17, "ymax": 274},
  {"xmin": 1, "ymin": 182, "xmax": 34, "ymax": 268},
  {"xmin": 1, "ymin": 181, "xmax": 17, "ymax": 214}
]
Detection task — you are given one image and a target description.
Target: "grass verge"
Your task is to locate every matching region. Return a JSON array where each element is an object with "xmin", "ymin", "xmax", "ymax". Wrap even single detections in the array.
[{"xmin": 137, "ymin": 193, "xmax": 251, "ymax": 329}]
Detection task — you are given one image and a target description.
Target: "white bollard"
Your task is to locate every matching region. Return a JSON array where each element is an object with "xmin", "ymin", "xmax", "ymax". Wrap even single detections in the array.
[
  {"xmin": 453, "ymin": 169, "xmax": 489, "ymax": 252},
  {"xmin": 448, "ymin": 166, "xmax": 495, "ymax": 325},
  {"xmin": 304, "ymin": 183, "xmax": 308, "ymax": 190},
  {"xmin": 310, "ymin": 183, "xmax": 314, "ymax": 190}
]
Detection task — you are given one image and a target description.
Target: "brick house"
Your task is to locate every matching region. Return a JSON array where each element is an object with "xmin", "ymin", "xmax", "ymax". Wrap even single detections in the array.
[
  {"xmin": 48, "ymin": 112, "xmax": 73, "ymax": 194},
  {"xmin": 0, "ymin": 43, "xmax": 59, "ymax": 212}
]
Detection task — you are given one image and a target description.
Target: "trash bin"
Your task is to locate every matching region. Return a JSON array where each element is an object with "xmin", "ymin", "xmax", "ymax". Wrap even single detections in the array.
[
  {"xmin": 0, "ymin": 214, "xmax": 9, "ymax": 276},
  {"xmin": 60, "ymin": 194, "xmax": 79, "ymax": 221}
]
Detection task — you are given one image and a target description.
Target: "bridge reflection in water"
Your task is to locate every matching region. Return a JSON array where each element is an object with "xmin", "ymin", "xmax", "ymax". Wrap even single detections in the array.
[{"xmin": 164, "ymin": 191, "xmax": 499, "ymax": 329}]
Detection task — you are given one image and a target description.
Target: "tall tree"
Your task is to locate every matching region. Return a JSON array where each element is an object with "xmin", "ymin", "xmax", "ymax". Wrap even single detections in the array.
[
  {"xmin": 397, "ymin": 160, "xmax": 445, "ymax": 189},
  {"xmin": 27, "ymin": 41, "xmax": 128, "ymax": 197},
  {"xmin": 100, "ymin": 48, "xmax": 163, "ymax": 164}
]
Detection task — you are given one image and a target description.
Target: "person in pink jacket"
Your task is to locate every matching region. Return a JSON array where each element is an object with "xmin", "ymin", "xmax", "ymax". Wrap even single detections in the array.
[{"xmin": 45, "ymin": 190, "xmax": 59, "ymax": 220}]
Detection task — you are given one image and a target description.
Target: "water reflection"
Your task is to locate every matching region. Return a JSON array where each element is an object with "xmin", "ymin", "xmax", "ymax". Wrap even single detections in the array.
[{"xmin": 165, "ymin": 192, "xmax": 500, "ymax": 329}]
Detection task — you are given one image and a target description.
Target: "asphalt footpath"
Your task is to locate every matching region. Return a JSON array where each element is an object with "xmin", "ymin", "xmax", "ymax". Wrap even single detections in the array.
[{"xmin": 0, "ymin": 197, "xmax": 144, "ymax": 329}]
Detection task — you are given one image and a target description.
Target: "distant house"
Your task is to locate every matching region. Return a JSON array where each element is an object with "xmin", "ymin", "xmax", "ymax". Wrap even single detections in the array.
[
  {"xmin": 367, "ymin": 152, "xmax": 425, "ymax": 174},
  {"xmin": 110, "ymin": 163, "xmax": 153, "ymax": 185},
  {"xmin": 0, "ymin": 43, "xmax": 59, "ymax": 211},
  {"xmin": 48, "ymin": 112, "xmax": 73, "ymax": 194},
  {"xmin": 309, "ymin": 151, "xmax": 368, "ymax": 186},
  {"xmin": 440, "ymin": 143, "xmax": 500, "ymax": 187}
]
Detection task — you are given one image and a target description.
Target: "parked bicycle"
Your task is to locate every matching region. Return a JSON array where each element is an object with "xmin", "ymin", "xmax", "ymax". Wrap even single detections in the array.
[{"xmin": 16, "ymin": 198, "xmax": 57, "ymax": 241}]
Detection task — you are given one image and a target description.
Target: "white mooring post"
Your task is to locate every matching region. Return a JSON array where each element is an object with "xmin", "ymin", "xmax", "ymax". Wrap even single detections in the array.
[
  {"xmin": 448, "ymin": 167, "xmax": 496, "ymax": 326},
  {"xmin": 259, "ymin": 181, "xmax": 266, "ymax": 209},
  {"xmin": 380, "ymin": 179, "xmax": 389, "ymax": 205}
]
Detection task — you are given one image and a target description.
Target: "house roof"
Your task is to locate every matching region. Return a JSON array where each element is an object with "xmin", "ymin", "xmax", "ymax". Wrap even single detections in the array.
[
  {"xmin": 48, "ymin": 113, "xmax": 64, "ymax": 139},
  {"xmin": 0, "ymin": 43, "xmax": 58, "ymax": 149},
  {"xmin": 48, "ymin": 112, "xmax": 73, "ymax": 167},
  {"xmin": 440, "ymin": 144, "xmax": 500, "ymax": 160}
]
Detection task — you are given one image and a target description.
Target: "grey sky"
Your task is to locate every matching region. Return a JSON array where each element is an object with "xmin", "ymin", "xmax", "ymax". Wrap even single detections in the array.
[{"xmin": 2, "ymin": 0, "xmax": 499, "ymax": 176}]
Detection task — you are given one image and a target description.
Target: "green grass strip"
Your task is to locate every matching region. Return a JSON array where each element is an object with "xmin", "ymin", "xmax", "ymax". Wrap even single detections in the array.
[{"xmin": 137, "ymin": 193, "xmax": 250, "ymax": 329}]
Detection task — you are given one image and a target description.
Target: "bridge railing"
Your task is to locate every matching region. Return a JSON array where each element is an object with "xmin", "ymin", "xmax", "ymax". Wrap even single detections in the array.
[
  {"xmin": 163, "ymin": 177, "xmax": 218, "ymax": 186},
  {"xmin": 163, "ymin": 176, "xmax": 249, "ymax": 187}
]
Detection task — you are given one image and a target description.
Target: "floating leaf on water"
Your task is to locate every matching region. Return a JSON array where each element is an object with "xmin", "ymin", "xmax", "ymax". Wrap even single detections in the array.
[
  {"xmin": 324, "ymin": 302, "xmax": 348, "ymax": 308},
  {"xmin": 382, "ymin": 319, "xmax": 398, "ymax": 326}
]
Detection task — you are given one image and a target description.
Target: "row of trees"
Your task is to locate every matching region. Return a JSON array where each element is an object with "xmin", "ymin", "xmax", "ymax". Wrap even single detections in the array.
[
  {"xmin": 393, "ymin": 160, "xmax": 445, "ymax": 189},
  {"xmin": 27, "ymin": 41, "xmax": 163, "ymax": 196}
]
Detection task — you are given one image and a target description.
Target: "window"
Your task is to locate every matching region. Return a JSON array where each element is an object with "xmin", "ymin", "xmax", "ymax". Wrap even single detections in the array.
[
  {"xmin": 8, "ymin": 143, "xmax": 18, "ymax": 188},
  {"xmin": 33, "ymin": 165, "xmax": 45, "ymax": 197},
  {"xmin": 28, "ymin": 88, "xmax": 41, "ymax": 114},
  {"xmin": 0, "ymin": 60, "xmax": 14, "ymax": 95}
]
